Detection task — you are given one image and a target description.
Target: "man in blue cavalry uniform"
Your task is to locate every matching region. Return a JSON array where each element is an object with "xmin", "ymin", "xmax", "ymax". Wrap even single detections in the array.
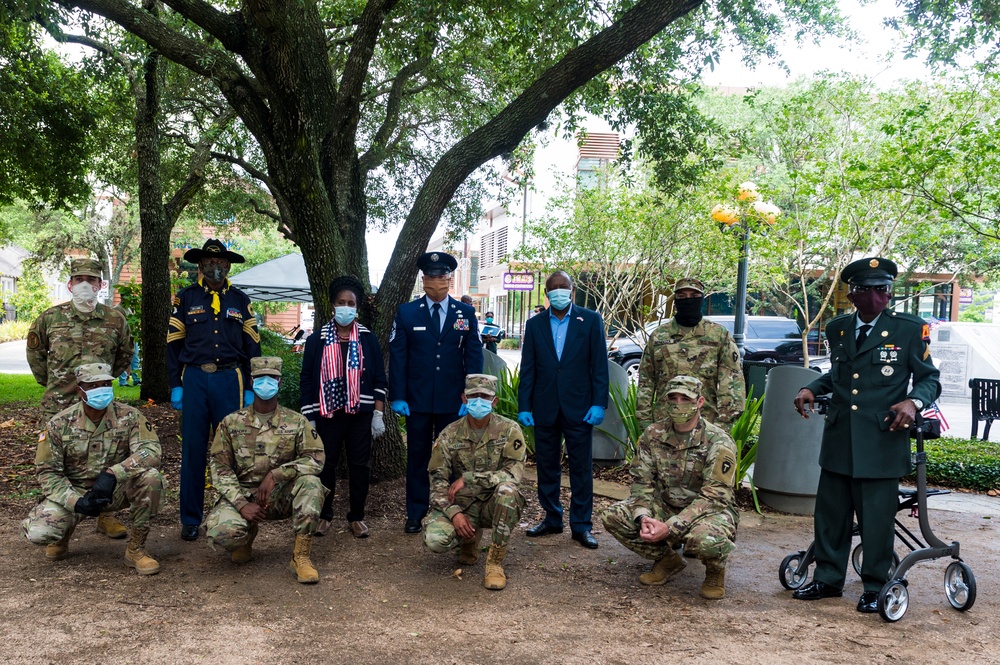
[
  {"xmin": 792, "ymin": 257, "xmax": 940, "ymax": 614},
  {"xmin": 167, "ymin": 239, "xmax": 262, "ymax": 541},
  {"xmin": 389, "ymin": 251, "xmax": 484, "ymax": 534}
]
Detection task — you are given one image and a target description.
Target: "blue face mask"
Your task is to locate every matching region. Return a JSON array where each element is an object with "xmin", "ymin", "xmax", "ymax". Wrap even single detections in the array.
[
  {"xmin": 84, "ymin": 386, "xmax": 114, "ymax": 410},
  {"xmin": 466, "ymin": 397, "xmax": 494, "ymax": 419},
  {"xmin": 547, "ymin": 288, "xmax": 572, "ymax": 310},
  {"xmin": 485, "ymin": 317, "xmax": 494, "ymax": 324},
  {"xmin": 253, "ymin": 376, "xmax": 280, "ymax": 400},
  {"xmin": 334, "ymin": 306, "xmax": 357, "ymax": 326}
]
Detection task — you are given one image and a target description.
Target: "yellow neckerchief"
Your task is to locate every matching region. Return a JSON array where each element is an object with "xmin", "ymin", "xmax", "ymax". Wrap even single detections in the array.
[{"xmin": 198, "ymin": 277, "xmax": 230, "ymax": 315}]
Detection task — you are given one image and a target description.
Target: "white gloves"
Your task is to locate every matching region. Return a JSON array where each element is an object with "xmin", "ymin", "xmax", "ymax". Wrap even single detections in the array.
[{"xmin": 371, "ymin": 410, "xmax": 386, "ymax": 438}]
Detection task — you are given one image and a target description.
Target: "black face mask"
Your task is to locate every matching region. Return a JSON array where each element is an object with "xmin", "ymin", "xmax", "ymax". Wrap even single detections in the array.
[{"xmin": 673, "ymin": 297, "xmax": 704, "ymax": 327}]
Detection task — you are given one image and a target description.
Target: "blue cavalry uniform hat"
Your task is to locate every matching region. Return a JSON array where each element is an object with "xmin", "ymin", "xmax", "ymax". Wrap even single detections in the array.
[
  {"xmin": 841, "ymin": 257, "xmax": 898, "ymax": 287},
  {"xmin": 183, "ymin": 238, "xmax": 245, "ymax": 264},
  {"xmin": 417, "ymin": 251, "xmax": 457, "ymax": 276}
]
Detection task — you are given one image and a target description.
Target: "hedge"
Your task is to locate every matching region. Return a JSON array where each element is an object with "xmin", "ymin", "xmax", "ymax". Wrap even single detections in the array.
[{"xmin": 906, "ymin": 437, "xmax": 1000, "ymax": 493}]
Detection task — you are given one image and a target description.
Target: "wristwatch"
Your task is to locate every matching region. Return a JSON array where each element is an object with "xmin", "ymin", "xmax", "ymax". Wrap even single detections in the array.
[{"xmin": 910, "ymin": 398, "xmax": 924, "ymax": 410}]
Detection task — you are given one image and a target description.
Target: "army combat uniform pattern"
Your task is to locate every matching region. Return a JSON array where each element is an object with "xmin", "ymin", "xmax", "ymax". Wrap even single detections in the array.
[
  {"xmin": 636, "ymin": 319, "xmax": 744, "ymax": 429},
  {"xmin": 206, "ymin": 405, "xmax": 326, "ymax": 551},
  {"xmin": 27, "ymin": 303, "xmax": 133, "ymax": 419},
  {"xmin": 22, "ymin": 401, "xmax": 163, "ymax": 544},
  {"xmin": 602, "ymin": 419, "xmax": 739, "ymax": 565},
  {"xmin": 424, "ymin": 414, "xmax": 527, "ymax": 553}
]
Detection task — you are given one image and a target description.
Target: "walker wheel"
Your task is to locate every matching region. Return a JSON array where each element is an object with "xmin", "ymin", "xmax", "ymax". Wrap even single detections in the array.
[
  {"xmin": 779, "ymin": 551, "xmax": 809, "ymax": 590},
  {"xmin": 944, "ymin": 561, "xmax": 976, "ymax": 611},
  {"xmin": 851, "ymin": 543, "xmax": 900, "ymax": 578},
  {"xmin": 878, "ymin": 579, "xmax": 909, "ymax": 622}
]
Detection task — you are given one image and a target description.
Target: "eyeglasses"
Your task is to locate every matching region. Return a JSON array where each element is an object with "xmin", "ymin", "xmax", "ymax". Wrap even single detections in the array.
[{"xmin": 851, "ymin": 285, "xmax": 890, "ymax": 294}]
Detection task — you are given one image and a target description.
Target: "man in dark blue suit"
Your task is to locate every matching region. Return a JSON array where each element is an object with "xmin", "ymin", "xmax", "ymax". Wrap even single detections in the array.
[
  {"xmin": 389, "ymin": 251, "xmax": 484, "ymax": 534},
  {"xmin": 518, "ymin": 271, "xmax": 609, "ymax": 549}
]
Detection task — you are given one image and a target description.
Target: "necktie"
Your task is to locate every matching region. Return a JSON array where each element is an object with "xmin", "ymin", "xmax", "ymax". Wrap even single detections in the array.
[
  {"xmin": 857, "ymin": 324, "xmax": 872, "ymax": 346},
  {"xmin": 432, "ymin": 303, "xmax": 442, "ymax": 334}
]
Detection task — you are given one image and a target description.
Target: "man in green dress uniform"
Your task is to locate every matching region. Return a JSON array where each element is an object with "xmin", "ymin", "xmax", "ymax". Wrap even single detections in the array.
[{"xmin": 791, "ymin": 257, "xmax": 940, "ymax": 613}]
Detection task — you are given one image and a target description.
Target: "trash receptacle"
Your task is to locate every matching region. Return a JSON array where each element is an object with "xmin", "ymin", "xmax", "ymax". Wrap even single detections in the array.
[
  {"xmin": 593, "ymin": 360, "xmax": 628, "ymax": 462},
  {"xmin": 752, "ymin": 365, "xmax": 825, "ymax": 514}
]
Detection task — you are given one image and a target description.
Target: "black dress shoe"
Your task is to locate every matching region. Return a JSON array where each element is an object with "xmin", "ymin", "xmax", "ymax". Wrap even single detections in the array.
[
  {"xmin": 181, "ymin": 525, "xmax": 199, "ymax": 541},
  {"xmin": 792, "ymin": 580, "xmax": 843, "ymax": 600},
  {"xmin": 404, "ymin": 519, "xmax": 422, "ymax": 534},
  {"xmin": 525, "ymin": 522, "xmax": 564, "ymax": 537},
  {"xmin": 857, "ymin": 591, "xmax": 879, "ymax": 613},
  {"xmin": 571, "ymin": 531, "xmax": 599, "ymax": 549}
]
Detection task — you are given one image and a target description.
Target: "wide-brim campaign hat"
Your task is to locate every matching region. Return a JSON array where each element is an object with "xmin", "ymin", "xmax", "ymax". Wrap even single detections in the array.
[
  {"xmin": 841, "ymin": 257, "xmax": 898, "ymax": 287},
  {"xmin": 183, "ymin": 238, "xmax": 245, "ymax": 264}
]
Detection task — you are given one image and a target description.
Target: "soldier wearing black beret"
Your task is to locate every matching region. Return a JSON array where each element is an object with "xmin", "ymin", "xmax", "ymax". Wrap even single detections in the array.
[{"xmin": 792, "ymin": 257, "xmax": 941, "ymax": 613}]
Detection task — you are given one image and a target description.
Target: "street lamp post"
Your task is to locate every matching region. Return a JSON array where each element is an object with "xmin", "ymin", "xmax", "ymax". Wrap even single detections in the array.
[{"xmin": 711, "ymin": 181, "xmax": 781, "ymax": 355}]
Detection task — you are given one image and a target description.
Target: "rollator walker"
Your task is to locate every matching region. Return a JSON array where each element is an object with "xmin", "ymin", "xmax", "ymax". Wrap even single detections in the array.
[{"xmin": 778, "ymin": 400, "xmax": 976, "ymax": 622}]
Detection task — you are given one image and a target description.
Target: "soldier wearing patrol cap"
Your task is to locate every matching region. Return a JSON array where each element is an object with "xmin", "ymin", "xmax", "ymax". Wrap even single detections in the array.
[
  {"xmin": 792, "ymin": 257, "xmax": 941, "ymax": 613},
  {"xmin": 636, "ymin": 277, "xmax": 744, "ymax": 431},
  {"xmin": 167, "ymin": 238, "xmax": 262, "ymax": 541},
  {"xmin": 424, "ymin": 374, "xmax": 527, "ymax": 590},
  {"xmin": 388, "ymin": 251, "xmax": 484, "ymax": 534},
  {"xmin": 22, "ymin": 363, "xmax": 164, "ymax": 575},
  {"xmin": 601, "ymin": 375, "xmax": 739, "ymax": 599},
  {"xmin": 206, "ymin": 356, "xmax": 326, "ymax": 584},
  {"xmin": 27, "ymin": 258, "xmax": 133, "ymax": 421}
]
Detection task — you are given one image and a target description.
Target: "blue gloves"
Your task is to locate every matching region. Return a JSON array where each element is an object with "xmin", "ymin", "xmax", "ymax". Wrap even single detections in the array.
[
  {"xmin": 458, "ymin": 403, "xmax": 468, "ymax": 417},
  {"xmin": 244, "ymin": 390, "xmax": 255, "ymax": 407},
  {"xmin": 583, "ymin": 406, "xmax": 605, "ymax": 426},
  {"xmin": 391, "ymin": 400, "xmax": 410, "ymax": 416},
  {"xmin": 517, "ymin": 411, "xmax": 535, "ymax": 427},
  {"xmin": 170, "ymin": 387, "xmax": 183, "ymax": 410}
]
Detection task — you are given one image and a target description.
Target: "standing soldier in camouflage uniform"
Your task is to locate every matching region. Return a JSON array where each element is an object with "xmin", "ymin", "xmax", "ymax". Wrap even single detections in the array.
[
  {"xmin": 21, "ymin": 363, "xmax": 164, "ymax": 575},
  {"xmin": 636, "ymin": 277, "xmax": 744, "ymax": 430},
  {"xmin": 27, "ymin": 258, "xmax": 133, "ymax": 421},
  {"xmin": 206, "ymin": 357, "xmax": 326, "ymax": 584},
  {"xmin": 602, "ymin": 376, "xmax": 739, "ymax": 599},
  {"xmin": 424, "ymin": 374, "xmax": 526, "ymax": 591}
]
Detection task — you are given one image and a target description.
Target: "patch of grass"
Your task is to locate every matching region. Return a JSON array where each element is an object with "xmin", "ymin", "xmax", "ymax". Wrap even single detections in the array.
[{"xmin": 0, "ymin": 374, "xmax": 44, "ymax": 404}]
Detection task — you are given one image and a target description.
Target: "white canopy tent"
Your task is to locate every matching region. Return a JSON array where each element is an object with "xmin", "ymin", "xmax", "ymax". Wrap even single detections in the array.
[{"xmin": 228, "ymin": 253, "xmax": 314, "ymax": 303}]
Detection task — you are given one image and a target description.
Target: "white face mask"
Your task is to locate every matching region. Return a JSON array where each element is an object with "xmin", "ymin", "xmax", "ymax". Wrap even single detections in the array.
[{"xmin": 71, "ymin": 281, "xmax": 99, "ymax": 313}]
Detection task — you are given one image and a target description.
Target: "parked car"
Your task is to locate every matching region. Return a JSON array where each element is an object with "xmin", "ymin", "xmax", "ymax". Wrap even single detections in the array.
[{"xmin": 607, "ymin": 316, "xmax": 828, "ymax": 382}]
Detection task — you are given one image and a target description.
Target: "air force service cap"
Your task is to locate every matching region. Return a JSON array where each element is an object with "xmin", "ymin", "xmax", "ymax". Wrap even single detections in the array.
[{"xmin": 417, "ymin": 251, "xmax": 457, "ymax": 276}]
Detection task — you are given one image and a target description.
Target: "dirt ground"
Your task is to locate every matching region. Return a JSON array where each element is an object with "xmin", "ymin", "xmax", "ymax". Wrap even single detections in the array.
[{"xmin": 1, "ymin": 404, "xmax": 998, "ymax": 664}]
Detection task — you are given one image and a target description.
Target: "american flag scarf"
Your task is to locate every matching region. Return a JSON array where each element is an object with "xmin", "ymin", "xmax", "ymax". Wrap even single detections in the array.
[{"xmin": 319, "ymin": 319, "xmax": 363, "ymax": 416}]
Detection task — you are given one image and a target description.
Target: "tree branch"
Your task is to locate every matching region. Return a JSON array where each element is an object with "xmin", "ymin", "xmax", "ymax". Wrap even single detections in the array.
[
  {"xmin": 164, "ymin": 108, "xmax": 237, "ymax": 223},
  {"xmin": 158, "ymin": 0, "xmax": 245, "ymax": 53},
  {"xmin": 209, "ymin": 150, "xmax": 272, "ymax": 189},
  {"xmin": 359, "ymin": 55, "xmax": 431, "ymax": 173}
]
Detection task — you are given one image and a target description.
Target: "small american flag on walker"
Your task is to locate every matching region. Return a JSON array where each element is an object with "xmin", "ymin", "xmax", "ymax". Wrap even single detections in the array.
[{"xmin": 920, "ymin": 401, "xmax": 949, "ymax": 433}]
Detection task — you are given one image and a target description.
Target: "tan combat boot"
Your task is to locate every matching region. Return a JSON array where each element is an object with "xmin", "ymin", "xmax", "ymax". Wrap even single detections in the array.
[
  {"xmin": 458, "ymin": 529, "xmax": 483, "ymax": 565},
  {"xmin": 483, "ymin": 544, "xmax": 508, "ymax": 590},
  {"xmin": 45, "ymin": 529, "xmax": 74, "ymax": 561},
  {"xmin": 231, "ymin": 523, "xmax": 259, "ymax": 564},
  {"xmin": 639, "ymin": 547, "xmax": 687, "ymax": 586},
  {"xmin": 700, "ymin": 561, "xmax": 726, "ymax": 599},
  {"xmin": 124, "ymin": 527, "xmax": 161, "ymax": 575},
  {"xmin": 97, "ymin": 513, "xmax": 129, "ymax": 539},
  {"xmin": 290, "ymin": 534, "xmax": 319, "ymax": 584}
]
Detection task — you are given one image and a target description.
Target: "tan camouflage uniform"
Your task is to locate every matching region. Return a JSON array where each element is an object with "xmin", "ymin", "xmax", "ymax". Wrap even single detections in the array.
[
  {"xmin": 601, "ymin": 418, "xmax": 739, "ymax": 565},
  {"xmin": 636, "ymin": 318, "xmax": 744, "ymax": 429},
  {"xmin": 423, "ymin": 413, "xmax": 527, "ymax": 553},
  {"xmin": 22, "ymin": 401, "xmax": 163, "ymax": 544},
  {"xmin": 27, "ymin": 302, "xmax": 133, "ymax": 419},
  {"xmin": 206, "ymin": 404, "xmax": 326, "ymax": 551}
]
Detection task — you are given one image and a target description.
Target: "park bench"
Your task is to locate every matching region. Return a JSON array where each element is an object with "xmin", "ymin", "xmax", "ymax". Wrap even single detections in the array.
[{"xmin": 968, "ymin": 377, "xmax": 1000, "ymax": 440}]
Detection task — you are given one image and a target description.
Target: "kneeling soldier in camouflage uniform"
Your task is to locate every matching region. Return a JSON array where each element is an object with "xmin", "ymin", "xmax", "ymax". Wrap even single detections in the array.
[
  {"xmin": 206, "ymin": 356, "xmax": 326, "ymax": 584},
  {"xmin": 424, "ymin": 374, "xmax": 526, "ymax": 590},
  {"xmin": 22, "ymin": 363, "xmax": 163, "ymax": 575},
  {"xmin": 601, "ymin": 375, "xmax": 739, "ymax": 599}
]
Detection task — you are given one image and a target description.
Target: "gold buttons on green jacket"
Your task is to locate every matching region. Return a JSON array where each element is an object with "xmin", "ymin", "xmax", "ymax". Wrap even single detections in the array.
[{"xmin": 851, "ymin": 405, "xmax": 858, "ymax": 410}]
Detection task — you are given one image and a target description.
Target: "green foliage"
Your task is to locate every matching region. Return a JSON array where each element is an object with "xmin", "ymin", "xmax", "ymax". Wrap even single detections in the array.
[
  {"xmin": 498, "ymin": 339, "xmax": 520, "ymax": 350},
  {"xmin": 494, "ymin": 366, "xmax": 534, "ymax": 454},
  {"xmin": 0, "ymin": 373, "xmax": 44, "ymax": 404},
  {"xmin": 599, "ymin": 382, "xmax": 641, "ymax": 464},
  {"xmin": 0, "ymin": 320, "xmax": 30, "ymax": 343},
  {"xmin": 10, "ymin": 263, "xmax": 51, "ymax": 322},
  {"xmin": 908, "ymin": 437, "xmax": 1000, "ymax": 492},
  {"xmin": 730, "ymin": 395, "xmax": 765, "ymax": 513},
  {"xmin": 259, "ymin": 326, "xmax": 303, "ymax": 411}
]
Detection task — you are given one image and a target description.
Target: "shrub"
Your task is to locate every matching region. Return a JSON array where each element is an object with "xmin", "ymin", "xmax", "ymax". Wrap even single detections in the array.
[
  {"xmin": 10, "ymin": 264, "xmax": 51, "ymax": 322},
  {"xmin": 907, "ymin": 437, "xmax": 1000, "ymax": 492},
  {"xmin": 259, "ymin": 326, "xmax": 304, "ymax": 411},
  {"xmin": 600, "ymin": 381, "xmax": 640, "ymax": 463},
  {"xmin": 498, "ymin": 338, "xmax": 519, "ymax": 350},
  {"xmin": 0, "ymin": 320, "xmax": 31, "ymax": 343},
  {"xmin": 730, "ymin": 395, "xmax": 764, "ymax": 512},
  {"xmin": 494, "ymin": 365, "xmax": 534, "ymax": 453}
]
